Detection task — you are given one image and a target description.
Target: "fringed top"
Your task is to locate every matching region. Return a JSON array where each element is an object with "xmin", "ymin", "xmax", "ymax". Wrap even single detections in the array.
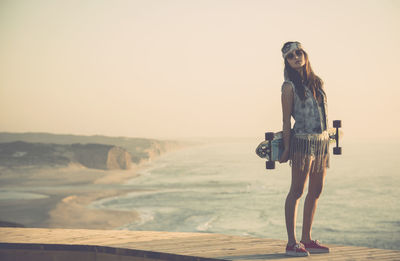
[{"xmin": 282, "ymin": 80, "xmax": 330, "ymax": 173}]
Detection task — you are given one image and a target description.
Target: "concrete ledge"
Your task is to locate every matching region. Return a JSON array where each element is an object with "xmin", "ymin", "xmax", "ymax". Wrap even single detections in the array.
[{"xmin": 0, "ymin": 243, "xmax": 222, "ymax": 261}]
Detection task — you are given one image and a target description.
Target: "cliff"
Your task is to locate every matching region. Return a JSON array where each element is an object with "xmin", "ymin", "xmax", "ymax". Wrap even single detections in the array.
[
  {"xmin": 0, "ymin": 141, "xmax": 132, "ymax": 170},
  {"xmin": 0, "ymin": 133, "xmax": 184, "ymax": 170},
  {"xmin": 71, "ymin": 143, "xmax": 132, "ymax": 170}
]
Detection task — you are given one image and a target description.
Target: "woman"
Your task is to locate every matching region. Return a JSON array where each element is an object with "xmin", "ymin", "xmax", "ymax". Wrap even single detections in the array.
[{"xmin": 279, "ymin": 41, "xmax": 330, "ymax": 257}]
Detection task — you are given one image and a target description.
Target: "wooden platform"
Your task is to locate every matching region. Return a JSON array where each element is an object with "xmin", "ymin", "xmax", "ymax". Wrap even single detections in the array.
[{"xmin": 0, "ymin": 228, "xmax": 399, "ymax": 260}]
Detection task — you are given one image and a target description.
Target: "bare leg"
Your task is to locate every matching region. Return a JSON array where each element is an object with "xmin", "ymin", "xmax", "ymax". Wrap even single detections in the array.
[
  {"xmin": 285, "ymin": 158, "xmax": 311, "ymax": 245},
  {"xmin": 301, "ymin": 161, "xmax": 327, "ymax": 243}
]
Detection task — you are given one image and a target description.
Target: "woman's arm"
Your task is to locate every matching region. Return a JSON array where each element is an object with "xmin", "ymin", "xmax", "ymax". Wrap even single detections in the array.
[{"xmin": 279, "ymin": 82, "xmax": 293, "ymax": 163}]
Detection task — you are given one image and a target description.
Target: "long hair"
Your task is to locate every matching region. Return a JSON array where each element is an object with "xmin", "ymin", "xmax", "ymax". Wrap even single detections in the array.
[{"xmin": 284, "ymin": 49, "xmax": 324, "ymax": 101}]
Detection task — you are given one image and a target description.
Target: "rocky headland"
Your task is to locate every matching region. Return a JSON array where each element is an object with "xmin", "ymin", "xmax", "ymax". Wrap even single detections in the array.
[
  {"xmin": 0, "ymin": 132, "xmax": 183, "ymax": 170},
  {"xmin": 0, "ymin": 141, "xmax": 132, "ymax": 170}
]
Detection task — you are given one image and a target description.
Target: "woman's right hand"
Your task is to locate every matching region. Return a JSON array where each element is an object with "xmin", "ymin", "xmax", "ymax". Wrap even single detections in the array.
[{"xmin": 279, "ymin": 149, "xmax": 290, "ymax": 163}]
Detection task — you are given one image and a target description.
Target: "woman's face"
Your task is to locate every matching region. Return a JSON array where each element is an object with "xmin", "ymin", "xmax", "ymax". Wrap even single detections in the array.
[{"xmin": 286, "ymin": 49, "xmax": 305, "ymax": 70}]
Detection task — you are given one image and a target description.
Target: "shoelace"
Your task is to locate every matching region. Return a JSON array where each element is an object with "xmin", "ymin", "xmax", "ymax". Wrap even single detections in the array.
[
  {"xmin": 302, "ymin": 239, "xmax": 322, "ymax": 245},
  {"xmin": 293, "ymin": 243, "xmax": 305, "ymax": 250},
  {"xmin": 312, "ymin": 240, "xmax": 321, "ymax": 246}
]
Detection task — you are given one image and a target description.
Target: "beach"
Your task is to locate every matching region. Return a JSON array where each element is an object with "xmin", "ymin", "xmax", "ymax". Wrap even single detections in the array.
[{"xmin": 0, "ymin": 163, "xmax": 145, "ymax": 229}]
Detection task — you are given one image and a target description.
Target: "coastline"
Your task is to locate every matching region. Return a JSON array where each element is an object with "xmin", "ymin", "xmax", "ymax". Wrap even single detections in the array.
[{"xmin": 0, "ymin": 149, "xmax": 179, "ymax": 230}]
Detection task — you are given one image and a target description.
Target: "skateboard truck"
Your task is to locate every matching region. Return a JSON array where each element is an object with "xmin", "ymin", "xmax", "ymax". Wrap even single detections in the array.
[
  {"xmin": 332, "ymin": 120, "xmax": 342, "ymax": 155},
  {"xmin": 265, "ymin": 132, "xmax": 275, "ymax": 169}
]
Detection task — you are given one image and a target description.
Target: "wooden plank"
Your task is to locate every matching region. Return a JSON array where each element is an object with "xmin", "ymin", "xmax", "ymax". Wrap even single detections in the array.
[
  {"xmin": 113, "ymin": 236, "xmax": 259, "ymax": 254},
  {"xmin": 1, "ymin": 228, "xmax": 399, "ymax": 261}
]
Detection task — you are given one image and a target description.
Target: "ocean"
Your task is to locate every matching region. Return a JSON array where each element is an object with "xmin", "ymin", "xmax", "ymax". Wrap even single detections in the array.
[{"xmin": 91, "ymin": 139, "xmax": 400, "ymax": 250}]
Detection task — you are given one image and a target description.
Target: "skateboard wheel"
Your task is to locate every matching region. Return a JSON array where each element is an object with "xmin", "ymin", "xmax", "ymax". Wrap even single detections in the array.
[
  {"xmin": 333, "ymin": 120, "xmax": 342, "ymax": 128},
  {"xmin": 265, "ymin": 132, "xmax": 274, "ymax": 140},
  {"xmin": 333, "ymin": 147, "xmax": 342, "ymax": 155},
  {"xmin": 266, "ymin": 161, "xmax": 275, "ymax": 169}
]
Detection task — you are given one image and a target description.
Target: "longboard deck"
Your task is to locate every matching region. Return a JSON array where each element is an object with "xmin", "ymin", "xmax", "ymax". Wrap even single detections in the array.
[{"xmin": 255, "ymin": 128, "xmax": 342, "ymax": 161}]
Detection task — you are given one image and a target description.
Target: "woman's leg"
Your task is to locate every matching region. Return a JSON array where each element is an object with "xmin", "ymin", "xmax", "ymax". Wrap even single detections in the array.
[
  {"xmin": 301, "ymin": 161, "xmax": 327, "ymax": 243},
  {"xmin": 285, "ymin": 158, "xmax": 311, "ymax": 245}
]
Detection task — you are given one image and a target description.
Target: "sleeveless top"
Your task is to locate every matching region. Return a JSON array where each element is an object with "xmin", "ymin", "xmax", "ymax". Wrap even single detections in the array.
[
  {"xmin": 282, "ymin": 81, "xmax": 328, "ymax": 134},
  {"xmin": 281, "ymin": 80, "xmax": 330, "ymax": 172}
]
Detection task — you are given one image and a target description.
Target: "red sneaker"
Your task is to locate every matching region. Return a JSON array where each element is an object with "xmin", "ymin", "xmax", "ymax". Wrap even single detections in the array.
[
  {"xmin": 300, "ymin": 240, "xmax": 330, "ymax": 254},
  {"xmin": 285, "ymin": 242, "xmax": 309, "ymax": 257}
]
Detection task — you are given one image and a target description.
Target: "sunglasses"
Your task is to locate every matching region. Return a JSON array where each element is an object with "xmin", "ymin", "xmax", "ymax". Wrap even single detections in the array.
[{"xmin": 286, "ymin": 50, "xmax": 304, "ymax": 60}]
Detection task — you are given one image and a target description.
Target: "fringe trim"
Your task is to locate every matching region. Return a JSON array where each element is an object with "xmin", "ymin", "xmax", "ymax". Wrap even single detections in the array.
[{"xmin": 289, "ymin": 132, "xmax": 330, "ymax": 173}]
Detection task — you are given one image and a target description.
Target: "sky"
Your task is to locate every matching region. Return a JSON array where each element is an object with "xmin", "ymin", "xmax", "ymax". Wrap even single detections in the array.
[{"xmin": 1, "ymin": 0, "xmax": 399, "ymax": 141}]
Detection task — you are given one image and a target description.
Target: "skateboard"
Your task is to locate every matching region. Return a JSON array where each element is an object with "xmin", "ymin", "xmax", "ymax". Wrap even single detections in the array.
[{"xmin": 256, "ymin": 120, "xmax": 342, "ymax": 169}]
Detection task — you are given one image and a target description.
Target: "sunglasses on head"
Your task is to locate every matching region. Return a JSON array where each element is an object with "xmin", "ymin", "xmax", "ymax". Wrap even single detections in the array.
[{"xmin": 286, "ymin": 50, "xmax": 303, "ymax": 60}]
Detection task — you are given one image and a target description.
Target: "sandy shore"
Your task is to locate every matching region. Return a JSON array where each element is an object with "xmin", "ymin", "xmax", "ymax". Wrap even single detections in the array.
[{"xmin": 0, "ymin": 163, "xmax": 148, "ymax": 229}]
